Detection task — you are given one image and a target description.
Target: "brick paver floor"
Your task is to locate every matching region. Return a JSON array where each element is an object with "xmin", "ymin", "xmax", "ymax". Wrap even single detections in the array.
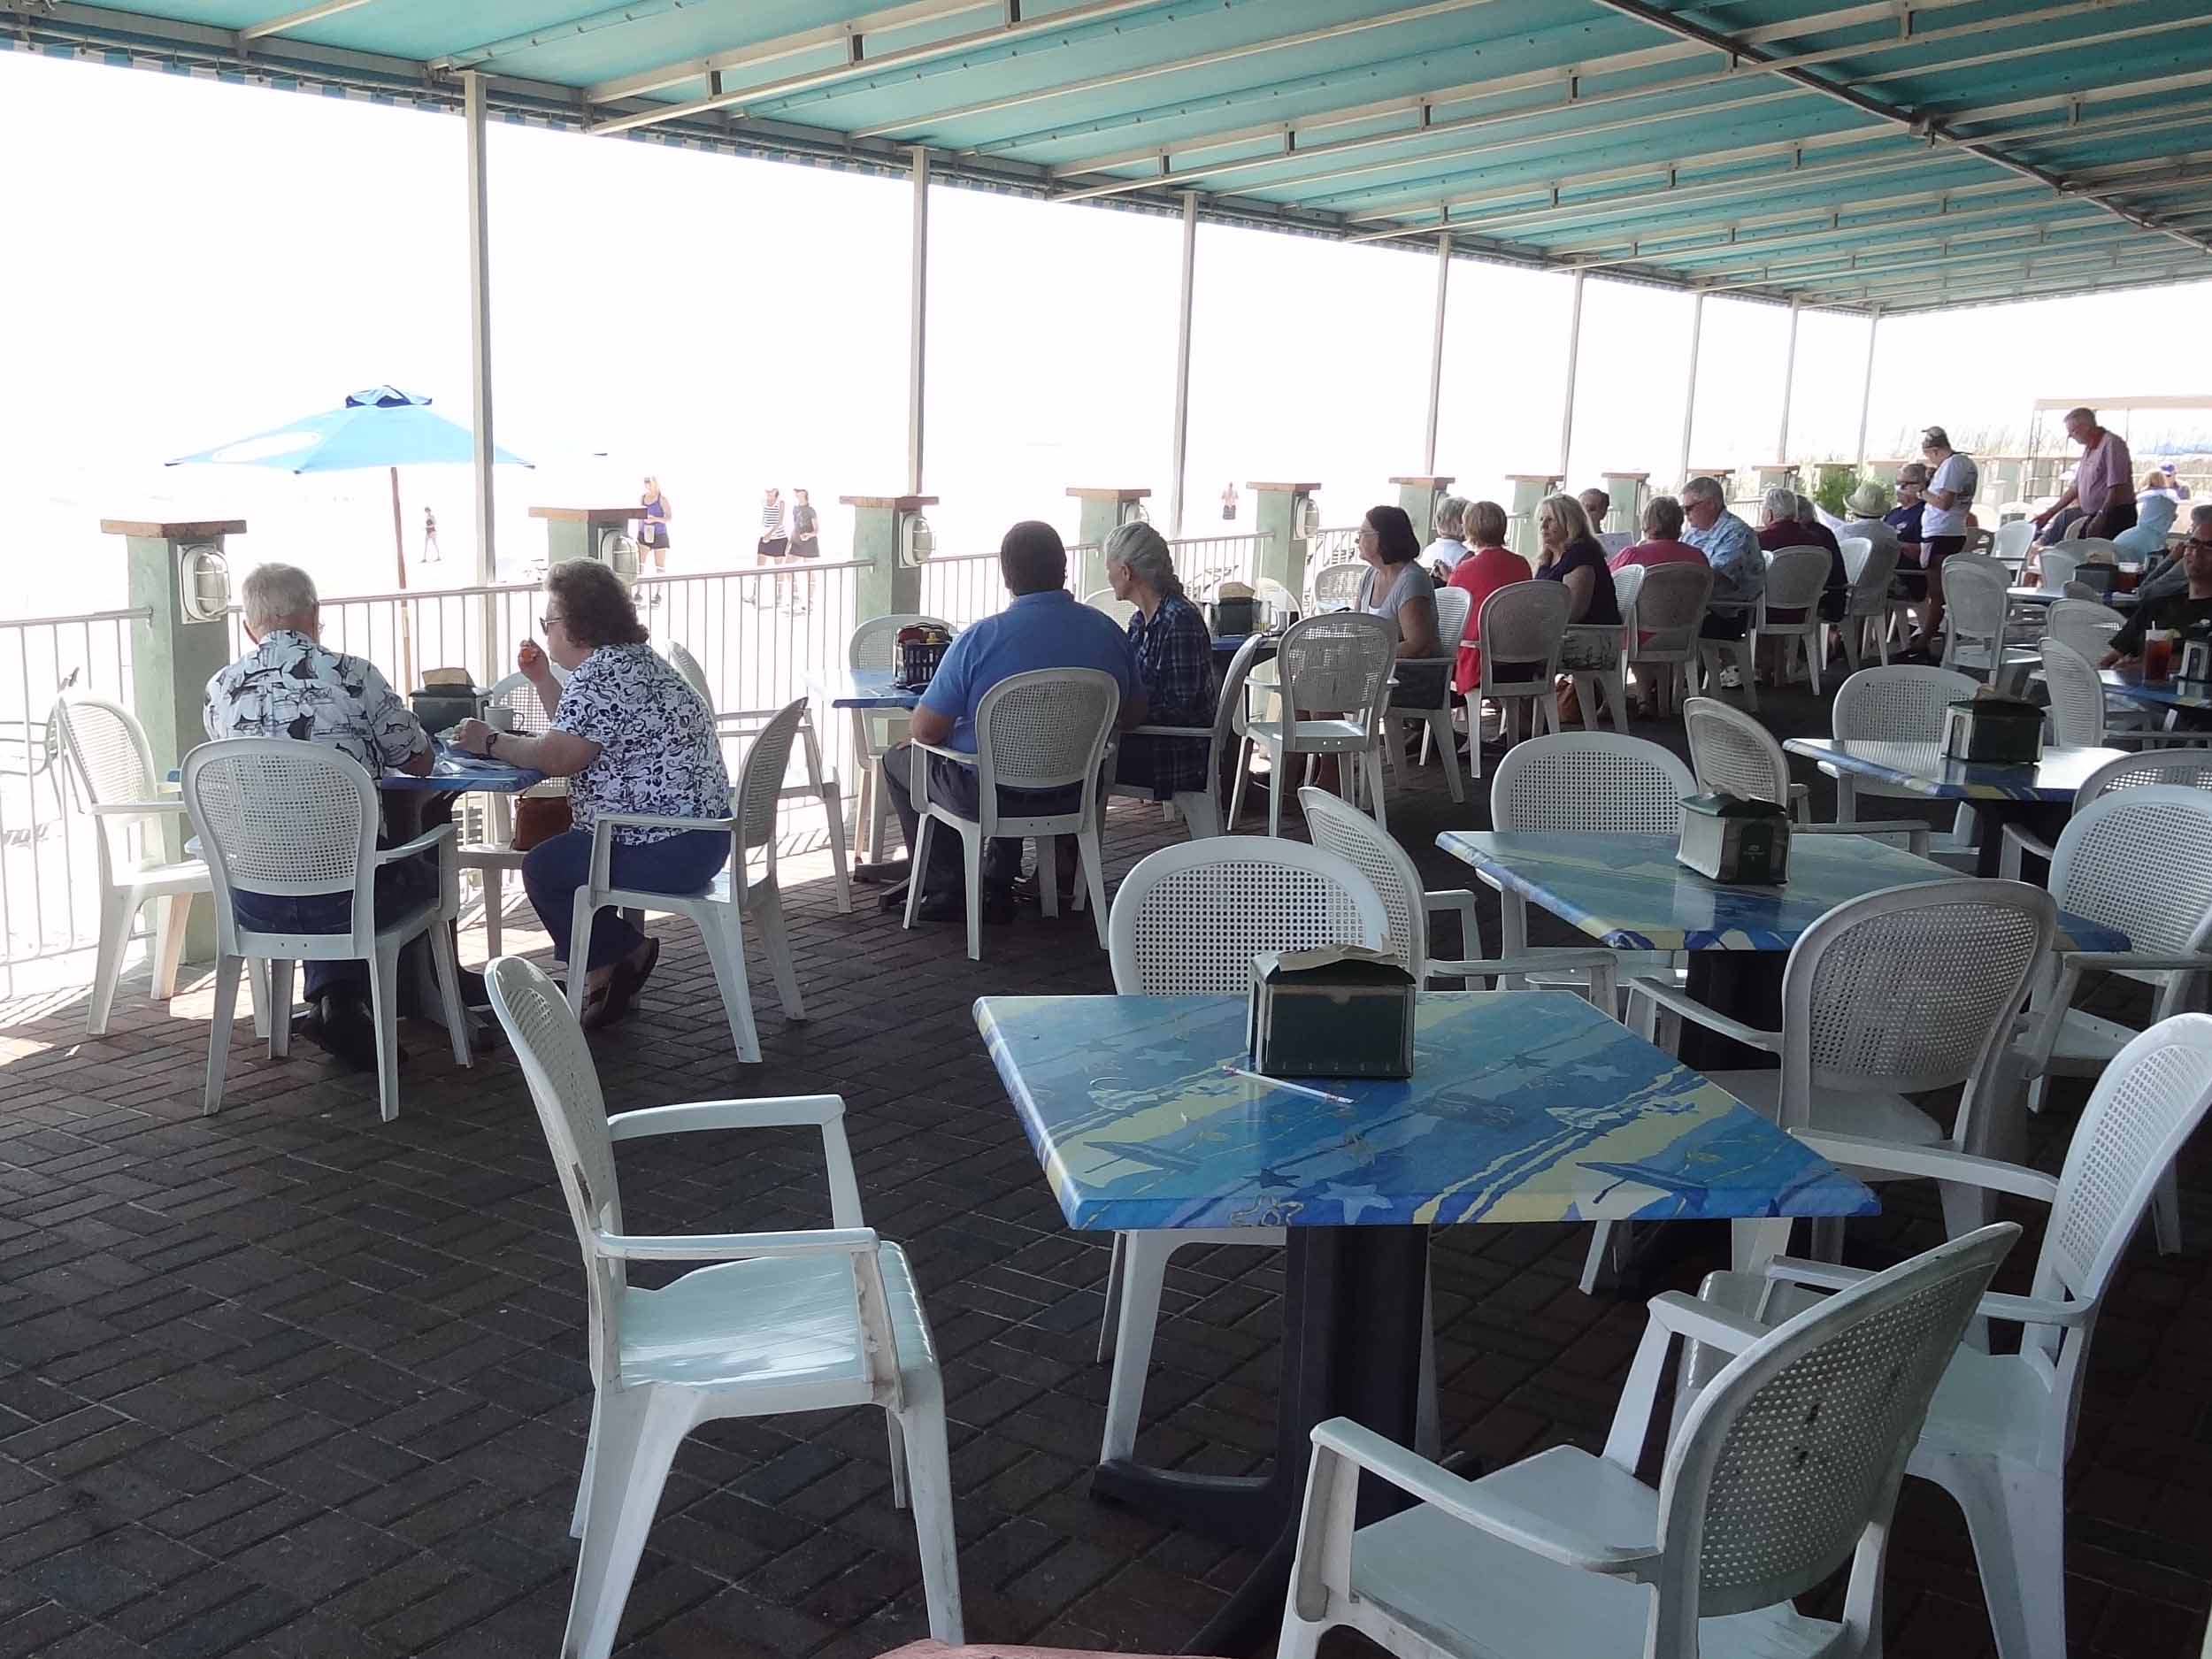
[{"xmin": 2, "ymin": 685, "xmax": 2208, "ymax": 1658}]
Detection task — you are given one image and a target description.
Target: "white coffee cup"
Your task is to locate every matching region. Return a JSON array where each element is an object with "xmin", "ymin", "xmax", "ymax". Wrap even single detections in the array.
[{"xmin": 486, "ymin": 705, "xmax": 518, "ymax": 733}]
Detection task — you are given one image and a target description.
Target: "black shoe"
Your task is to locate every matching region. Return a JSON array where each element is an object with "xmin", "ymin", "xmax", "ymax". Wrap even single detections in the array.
[
  {"xmin": 308, "ymin": 991, "xmax": 380, "ymax": 1071},
  {"xmin": 981, "ymin": 887, "xmax": 1017, "ymax": 926},
  {"xmin": 914, "ymin": 888, "xmax": 966, "ymax": 924},
  {"xmin": 596, "ymin": 938, "xmax": 660, "ymax": 1026},
  {"xmin": 456, "ymin": 967, "xmax": 490, "ymax": 1010}
]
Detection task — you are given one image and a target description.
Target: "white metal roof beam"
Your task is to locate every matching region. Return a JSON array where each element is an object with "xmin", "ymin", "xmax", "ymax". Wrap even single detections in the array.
[
  {"xmin": 1694, "ymin": 218, "xmax": 2129, "ymax": 287},
  {"xmin": 1561, "ymin": 190, "xmax": 2078, "ymax": 270},
  {"xmin": 237, "ymin": 0, "xmax": 376, "ymax": 42},
  {"xmin": 1808, "ymin": 250, "xmax": 2212, "ymax": 306},
  {"xmin": 586, "ymin": 0, "xmax": 1170, "ymax": 134},
  {"xmin": 1581, "ymin": 0, "xmax": 2212, "ymax": 260},
  {"xmin": 1716, "ymin": 233, "xmax": 2173, "ymax": 296},
  {"xmin": 852, "ymin": 0, "xmax": 1510, "ymax": 142},
  {"xmin": 570, "ymin": 1, "xmax": 988, "ymax": 101},
  {"xmin": 1819, "ymin": 263, "xmax": 2212, "ymax": 310}
]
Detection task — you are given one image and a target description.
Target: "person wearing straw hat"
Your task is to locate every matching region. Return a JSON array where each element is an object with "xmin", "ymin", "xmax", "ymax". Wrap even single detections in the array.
[{"xmin": 1842, "ymin": 478, "xmax": 1902, "ymax": 584}]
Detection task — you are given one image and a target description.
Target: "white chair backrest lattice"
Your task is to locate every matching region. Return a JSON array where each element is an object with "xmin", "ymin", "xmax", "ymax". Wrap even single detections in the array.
[
  {"xmin": 1780, "ymin": 879, "xmax": 2053, "ymax": 1111},
  {"xmin": 1277, "ymin": 612, "xmax": 1394, "ymax": 724},
  {"xmin": 1847, "ymin": 535, "xmax": 1901, "ymax": 606},
  {"xmin": 665, "ymin": 641, "xmax": 714, "ymax": 710},
  {"xmin": 1762, "ymin": 546, "xmax": 1831, "ymax": 612},
  {"xmin": 2038, "ymin": 638, "xmax": 2108, "ymax": 747},
  {"xmin": 1685, "ymin": 696, "xmax": 1790, "ymax": 806},
  {"xmin": 1609, "ymin": 560, "xmax": 1647, "ymax": 625},
  {"xmin": 1310, "ymin": 562, "xmax": 1365, "ymax": 610},
  {"xmin": 2076, "ymin": 750, "xmax": 2212, "ymax": 808},
  {"xmin": 1838, "ymin": 535, "xmax": 1872, "ymax": 582},
  {"xmin": 1491, "ymin": 733, "xmax": 1694, "ymax": 835},
  {"xmin": 1431, "ymin": 583, "xmax": 1471, "ymax": 653},
  {"xmin": 485, "ymin": 671, "xmax": 560, "ymax": 733},
  {"xmin": 1656, "ymin": 1225, "xmax": 2014, "ymax": 1634},
  {"xmin": 1478, "ymin": 580, "xmax": 1567, "ymax": 678},
  {"xmin": 1298, "ymin": 787, "xmax": 1431, "ymax": 975},
  {"xmin": 2068, "ymin": 538, "xmax": 2123, "ymax": 563},
  {"xmin": 184, "ymin": 739, "xmax": 380, "ymax": 956},
  {"xmin": 1832, "ymin": 664, "xmax": 1979, "ymax": 744},
  {"xmin": 2037, "ymin": 550, "xmax": 2078, "ymax": 591},
  {"xmin": 974, "ymin": 669, "xmax": 1120, "ymax": 796},
  {"xmin": 1941, "ymin": 557, "xmax": 2009, "ymax": 640},
  {"xmin": 1994, "ymin": 519, "xmax": 2037, "ymax": 562},
  {"xmin": 53, "ymin": 695, "xmax": 159, "ymax": 866},
  {"xmin": 736, "ymin": 699, "xmax": 808, "ymax": 855},
  {"xmin": 2050, "ymin": 786, "xmax": 2212, "ymax": 958},
  {"xmin": 1211, "ymin": 633, "xmax": 1267, "ymax": 763},
  {"xmin": 849, "ymin": 614, "xmax": 950, "ymax": 670},
  {"xmin": 1630, "ymin": 560, "xmax": 1713, "ymax": 651},
  {"xmin": 2045, "ymin": 599, "xmax": 2125, "ymax": 660},
  {"xmin": 1082, "ymin": 590, "xmax": 1140, "ymax": 629},
  {"xmin": 1107, "ymin": 838, "xmax": 1387, "ymax": 995}
]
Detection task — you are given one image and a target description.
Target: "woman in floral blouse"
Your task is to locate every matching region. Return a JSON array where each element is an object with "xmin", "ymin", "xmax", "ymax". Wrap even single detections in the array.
[{"xmin": 453, "ymin": 561, "xmax": 729, "ymax": 1026}]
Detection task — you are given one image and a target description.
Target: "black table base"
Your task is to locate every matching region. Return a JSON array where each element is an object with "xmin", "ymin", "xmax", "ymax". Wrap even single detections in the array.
[
  {"xmin": 1965, "ymin": 799, "xmax": 2070, "ymax": 877},
  {"xmin": 1091, "ymin": 1225, "xmax": 1429, "ymax": 1655}
]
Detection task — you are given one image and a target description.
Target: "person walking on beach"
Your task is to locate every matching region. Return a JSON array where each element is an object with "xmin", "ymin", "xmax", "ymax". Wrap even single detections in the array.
[
  {"xmin": 636, "ymin": 477, "xmax": 672, "ymax": 605},
  {"xmin": 787, "ymin": 487, "xmax": 820, "ymax": 614}
]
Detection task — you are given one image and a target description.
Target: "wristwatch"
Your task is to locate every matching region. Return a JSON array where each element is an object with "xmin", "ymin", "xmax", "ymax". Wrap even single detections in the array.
[{"xmin": 483, "ymin": 730, "xmax": 499, "ymax": 759}]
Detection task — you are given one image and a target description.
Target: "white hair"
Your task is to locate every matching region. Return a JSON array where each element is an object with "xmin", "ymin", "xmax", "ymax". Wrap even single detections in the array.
[
  {"xmin": 1794, "ymin": 493, "xmax": 1818, "ymax": 524},
  {"xmin": 1761, "ymin": 486, "xmax": 1798, "ymax": 525},
  {"xmin": 1102, "ymin": 519, "xmax": 1181, "ymax": 596},
  {"xmin": 1434, "ymin": 495, "xmax": 1470, "ymax": 539},
  {"xmin": 241, "ymin": 563, "xmax": 319, "ymax": 633},
  {"xmin": 1681, "ymin": 475, "xmax": 1724, "ymax": 507}
]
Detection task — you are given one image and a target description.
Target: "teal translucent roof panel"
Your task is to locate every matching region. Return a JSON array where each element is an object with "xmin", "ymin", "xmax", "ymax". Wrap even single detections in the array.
[{"xmin": 24, "ymin": 0, "xmax": 2212, "ymax": 313}]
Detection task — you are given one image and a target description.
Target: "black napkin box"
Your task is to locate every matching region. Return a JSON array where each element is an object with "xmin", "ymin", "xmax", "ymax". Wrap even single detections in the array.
[
  {"xmin": 1211, "ymin": 596, "xmax": 1260, "ymax": 637},
  {"xmin": 1247, "ymin": 946, "xmax": 1415, "ymax": 1080},
  {"xmin": 1941, "ymin": 695, "xmax": 2044, "ymax": 764},
  {"xmin": 1677, "ymin": 792, "xmax": 1791, "ymax": 885}
]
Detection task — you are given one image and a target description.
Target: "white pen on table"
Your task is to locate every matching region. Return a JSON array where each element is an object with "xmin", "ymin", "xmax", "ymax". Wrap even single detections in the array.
[{"xmin": 1220, "ymin": 1064, "xmax": 1353, "ymax": 1106}]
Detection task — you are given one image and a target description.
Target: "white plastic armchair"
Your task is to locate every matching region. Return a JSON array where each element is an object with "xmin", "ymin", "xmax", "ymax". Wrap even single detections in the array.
[
  {"xmin": 1942, "ymin": 557, "xmax": 2039, "ymax": 690},
  {"xmin": 1612, "ymin": 879, "xmax": 2053, "ymax": 1293},
  {"xmin": 2036, "ymin": 635, "xmax": 2110, "ymax": 748},
  {"xmin": 2034, "ymin": 549, "xmax": 2078, "ymax": 591},
  {"xmin": 1309, "ymin": 559, "xmax": 1365, "ymax": 611},
  {"xmin": 1108, "ymin": 631, "xmax": 1262, "ymax": 840},
  {"xmin": 567, "ymin": 697, "xmax": 810, "ymax": 1062},
  {"xmin": 1466, "ymin": 580, "xmax": 1567, "ymax": 781},
  {"xmin": 1624, "ymin": 559, "xmax": 1712, "ymax": 718},
  {"xmin": 185, "ymin": 737, "xmax": 470, "ymax": 1122},
  {"xmin": 1830, "ymin": 664, "xmax": 1983, "ymax": 867},
  {"xmin": 2044, "ymin": 597, "xmax": 2126, "ymax": 661},
  {"xmin": 1278, "ymin": 1225, "xmax": 2015, "ymax": 1659},
  {"xmin": 482, "ymin": 956, "xmax": 962, "ymax": 1659},
  {"xmin": 846, "ymin": 613, "xmax": 950, "ymax": 864},
  {"xmin": 1683, "ymin": 696, "xmax": 1932, "ymax": 854},
  {"xmin": 1383, "ymin": 582, "xmax": 1469, "ymax": 803},
  {"xmin": 1999, "ymin": 749, "xmax": 2212, "ymax": 879},
  {"xmin": 50, "ymin": 694, "xmax": 227, "ymax": 1036},
  {"xmin": 1232, "ymin": 611, "xmax": 1395, "ymax": 836},
  {"xmin": 1081, "ymin": 588, "xmax": 1139, "ymax": 628},
  {"xmin": 1299, "ymin": 787, "xmax": 1615, "ymax": 1006},
  {"xmin": 1993, "ymin": 518, "xmax": 2036, "ymax": 567},
  {"xmin": 1694, "ymin": 1014, "xmax": 2212, "ymax": 1659},
  {"xmin": 1751, "ymin": 545, "xmax": 1832, "ymax": 694},
  {"xmin": 1831, "ymin": 534, "xmax": 1900, "ymax": 670},
  {"xmin": 904, "ymin": 668, "xmax": 1120, "ymax": 959}
]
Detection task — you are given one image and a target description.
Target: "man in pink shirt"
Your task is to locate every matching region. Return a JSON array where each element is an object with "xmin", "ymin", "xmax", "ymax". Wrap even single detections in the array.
[
  {"xmin": 2035, "ymin": 406, "xmax": 2135, "ymax": 541},
  {"xmin": 1447, "ymin": 499, "xmax": 1533, "ymax": 694},
  {"xmin": 1607, "ymin": 495, "xmax": 1708, "ymax": 573}
]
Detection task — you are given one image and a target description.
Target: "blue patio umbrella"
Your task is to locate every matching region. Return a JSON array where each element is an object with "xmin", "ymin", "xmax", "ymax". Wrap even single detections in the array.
[{"xmin": 170, "ymin": 386, "xmax": 534, "ymax": 683}]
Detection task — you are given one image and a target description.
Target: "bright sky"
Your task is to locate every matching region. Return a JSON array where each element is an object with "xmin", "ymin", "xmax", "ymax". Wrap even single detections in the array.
[{"xmin": 4, "ymin": 42, "xmax": 2211, "ymax": 620}]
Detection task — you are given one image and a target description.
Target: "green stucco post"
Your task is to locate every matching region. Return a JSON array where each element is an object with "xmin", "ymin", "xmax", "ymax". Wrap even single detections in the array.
[
  {"xmin": 107, "ymin": 517, "xmax": 244, "ymax": 962},
  {"xmin": 1248, "ymin": 482, "xmax": 1318, "ymax": 599},
  {"xmin": 841, "ymin": 495, "xmax": 935, "ymax": 618},
  {"xmin": 1752, "ymin": 463, "xmax": 1801, "ymax": 504},
  {"xmin": 528, "ymin": 506, "xmax": 636, "ymax": 570},
  {"xmin": 1687, "ymin": 465, "xmax": 1736, "ymax": 508},
  {"xmin": 1984, "ymin": 457, "xmax": 2028, "ymax": 514},
  {"xmin": 1392, "ymin": 475, "xmax": 1453, "ymax": 541},
  {"xmin": 1504, "ymin": 473, "xmax": 1560, "ymax": 558},
  {"xmin": 1601, "ymin": 472, "xmax": 1649, "ymax": 535},
  {"xmin": 1068, "ymin": 488, "xmax": 1150, "ymax": 594}
]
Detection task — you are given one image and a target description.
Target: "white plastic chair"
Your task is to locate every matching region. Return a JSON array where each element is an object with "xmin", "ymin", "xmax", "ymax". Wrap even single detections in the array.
[
  {"xmin": 1682, "ymin": 697, "xmax": 1931, "ymax": 854},
  {"xmin": 2043, "ymin": 597, "xmax": 2126, "ymax": 663},
  {"xmin": 1278, "ymin": 1224, "xmax": 2016, "ymax": 1659},
  {"xmin": 1623, "ymin": 560, "xmax": 1713, "ymax": 718},
  {"xmin": 1942, "ymin": 557, "xmax": 2039, "ymax": 690},
  {"xmin": 185, "ymin": 738, "xmax": 471, "ymax": 1122},
  {"xmin": 1998, "ymin": 749, "xmax": 2212, "ymax": 879},
  {"xmin": 1094, "ymin": 836, "xmax": 1402, "ymax": 1465},
  {"xmin": 847, "ymin": 614, "xmax": 950, "ymax": 864},
  {"xmin": 1829, "ymin": 664, "xmax": 1982, "ymax": 868},
  {"xmin": 904, "ymin": 668, "xmax": 1119, "ymax": 960},
  {"xmin": 2060, "ymin": 580, "xmax": 2101, "ymax": 602},
  {"xmin": 1299, "ymin": 787, "xmax": 1616, "ymax": 1005},
  {"xmin": 2034, "ymin": 548, "xmax": 2078, "ymax": 592},
  {"xmin": 1081, "ymin": 588, "xmax": 1140, "ymax": 629},
  {"xmin": 1383, "ymin": 582, "xmax": 1468, "ymax": 804},
  {"xmin": 1106, "ymin": 632, "xmax": 1263, "ymax": 841},
  {"xmin": 667, "ymin": 640, "xmax": 851, "ymax": 916},
  {"xmin": 457, "ymin": 669, "xmax": 567, "ymax": 956},
  {"xmin": 567, "ymin": 697, "xmax": 810, "ymax": 1063},
  {"xmin": 1993, "ymin": 517, "xmax": 2037, "ymax": 566},
  {"xmin": 1702, "ymin": 1014, "xmax": 2212, "ymax": 1659},
  {"xmin": 1309, "ymin": 559, "xmax": 1365, "ymax": 611},
  {"xmin": 1748, "ymin": 545, "xmax": 1832, "ymax": 694},
  {"xmin": 481, "ymin": 956, "xmax": 963, "ymax": 1659},
  {"xmin": 1230, "ymin": 611, "xmax": 1394, "ymax": 837},
  {"xmin": 1832, "ymin": 534, "xmax": 1901, "ymax": 671},
  {"xmin": 50, "ymin": 695, "xmax": 215, "ymax": 1036},
  {"xmin": 2009, "ymin": 787, "xmax": 2212, "ymax": 1256},
  {"xmin": 2037, "ymin": 636, "xmax": 2109, "ymax": 747},
  {"xmin": 1466, "ymin": 580, "xmax": 1567, "ymax": 782},
  {"xmin": 1255, "ymin": 575, "xmax": 1301, "ymax": 626}
]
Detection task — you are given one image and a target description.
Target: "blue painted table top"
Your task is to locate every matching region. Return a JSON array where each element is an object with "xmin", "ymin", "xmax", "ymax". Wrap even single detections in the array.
[
  {"xmin": 169, "ymin": 745, "xmax": 544, "ymax": 793},
  {"xmin": 1435, "ymin": 830, "xmax": 2125, "ymax": 952},
  {"xmin": 1782, "ymin": 737, "xmax": 2129, "ymax": 803},
  {"xmin": 975, "ymin": 992, "xmax": 1878, "ymax": 1231},
  {"xmin": 812, "ymin": 665, "xmax": 923, "ymax": 710},
  {"xmin": 2102, "ymin": 668, "xmax": 2212, "ymax": 712},
  {"xmin": 2009, "ymin": 586, "xmax": 2136, "ymax": 609}
]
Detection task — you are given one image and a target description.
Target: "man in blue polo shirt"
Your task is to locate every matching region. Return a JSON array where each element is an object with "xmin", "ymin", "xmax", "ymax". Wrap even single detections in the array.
[{"xmin": 887, "ymin": 520, "xmax": 1145, "ymax": 925}]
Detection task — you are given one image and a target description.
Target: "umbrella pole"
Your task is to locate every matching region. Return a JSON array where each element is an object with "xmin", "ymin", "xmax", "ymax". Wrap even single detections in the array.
[{"xmin": 390, "ymin": 465, "xmax": 416, "ymax": 692}]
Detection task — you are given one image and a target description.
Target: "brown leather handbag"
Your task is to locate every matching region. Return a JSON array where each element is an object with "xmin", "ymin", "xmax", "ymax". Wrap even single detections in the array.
[{"xmin": 510, "ymin": 794, "xmax": 572, "ymax": 851}]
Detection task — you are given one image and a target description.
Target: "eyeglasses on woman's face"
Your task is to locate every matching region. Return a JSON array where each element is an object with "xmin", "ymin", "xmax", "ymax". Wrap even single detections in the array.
[{"xmin": 539, "ymin": 611, "xmax": 567, "ymax": 634}]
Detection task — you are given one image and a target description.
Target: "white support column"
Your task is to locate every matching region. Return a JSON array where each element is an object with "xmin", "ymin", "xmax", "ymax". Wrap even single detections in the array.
[
  {"xmin": 1855, "ymin": 308, "xmax": 1881, "ymax": 467},
  {"xmin": 1678, "ymin": 290, "xmax": 1705, "ymax": 486},
  {"xmin": 1557, "ymin": 268, "xmax": 1586, "ymax": 478},
  {"xmin": 465, "ymin": 70, "xmax": 496, "ymax": 592},
  {"xmin": 906, "ymin": 146, "xmax": 930, "ymax": 497},
  {"xmin": 1776, "ymin": 296, "xmax": 1801, "ymax": 464},
  {"xmin": 1422, "ymin": 232, "xmax": 1451, "ymax": 474},
  {"xmin": 1166, "ymin": 192, "xmax": 1197, "ymax": 537}
]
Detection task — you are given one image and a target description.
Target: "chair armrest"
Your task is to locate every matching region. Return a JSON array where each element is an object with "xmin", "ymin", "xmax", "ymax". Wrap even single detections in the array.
[
  {"xmin": 89, "ymin": 799, "xmax": 191, "ymax": 819},
  {"xmin": 608, "ymin": 1094, "xmax": 846, "ymax": 1141},
  {"xmin": 589, "ymin": 811, "xmax": 736, "ymax": 837},
  {"xmin": 1640, "ymin": 1288, "xmax": 1770, "ymax": 1356},
  {"xmin": 1309, "ymin": 1417, "xmax": 1656, "ymax": 1574},
  {"xmin": 1797, "ymin": 819, "xmax": 1932, "ymax": 856},
  {"xmin": 1763, "ymin": 1255, "xmax": 2092, "ymax": 1331},
  {"xmin": 1789, "ymin": 1130, "xmax": 2061, "ymax": 1205},
  {"xmin": 373, "ymin": 823, "xmax": 457, "ymax": 864},
  {"xmin": 1624, "ymin": 976, "xmax": 1782, "ymax": 1055},
  {"xmin": 910, "ymin": 739, "xmax": 977, "ymax": 766},
  {"xmin": 2056, "ymin": 949, "xmax": 2208, "ymax": 974},
  {"xmin": 1128, "ymin": 725, "xmax": 1212, "ymax": 740},
  {"xmin": 590, "ymin": 1225, "xmax": 877, "ymax": 1263},
  {"xmin": 2000, "ymin": 821, "xmax": 2055, "ymax": 879}
]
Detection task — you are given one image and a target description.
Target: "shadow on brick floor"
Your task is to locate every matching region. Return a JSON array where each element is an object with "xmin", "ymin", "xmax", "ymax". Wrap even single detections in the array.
[{"xmin": 0, "ymin": 682, "xmax": 2206, "ymax": 1658}]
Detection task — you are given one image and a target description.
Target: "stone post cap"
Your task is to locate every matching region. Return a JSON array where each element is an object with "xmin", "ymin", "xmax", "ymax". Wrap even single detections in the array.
[
  {"xmin": 1246, "ymin": 481, "xmax": 1321, "ymax": 492},
  {"xmin": 528, "ymin": 506, "xmax": 638, "ymax": 523},
  {"xmin": 102, "ymin": 519, "xmax": 246, "ymax": 538},
  {"xmin": 1387, "ymin": 475, "xmax": 1454, "ymax": 488},
  {"xmin": 1065, "ymin": 488, "xmax": 1151, "ymax": 501},
  {"xmin": 838, "ymin": 495, "xmax": 939, "ymax": 510}
]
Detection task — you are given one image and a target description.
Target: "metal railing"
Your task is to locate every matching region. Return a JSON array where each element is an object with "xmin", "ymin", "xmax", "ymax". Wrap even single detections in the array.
[
  {"xmin": 1170, "ymin": 531, "xmax": 1271, "ymax": 597},
  {"xmin": 918, "ymin": 544, "xmax": 1100, "ymax": 628},
  {"xmin": 0, "ymin": 608, "xmax": 147, "ymax": 996}
]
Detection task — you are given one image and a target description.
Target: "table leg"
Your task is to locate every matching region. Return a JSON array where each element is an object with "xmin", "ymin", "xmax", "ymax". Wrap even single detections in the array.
[
  {"xmin": 1092, "ymin": 1226, "xmax": 1429, "ymax": 1655},
  {"xmin": 1675, "ymin": 952, "xmax": 1782, "ymax": 1072},
  {"xmin": 1967, "ymin": 800, "xmax": 2067, "ymax": 878}
]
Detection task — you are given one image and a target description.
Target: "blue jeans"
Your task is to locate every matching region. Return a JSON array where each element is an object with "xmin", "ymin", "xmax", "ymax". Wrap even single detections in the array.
[
  {"xmin": 522, "ymin": 826, "xmax": 731, "ymax": 971},
  {"xmin": 232, "ymin": 858, "xmax": 436, "ymax": 999}
]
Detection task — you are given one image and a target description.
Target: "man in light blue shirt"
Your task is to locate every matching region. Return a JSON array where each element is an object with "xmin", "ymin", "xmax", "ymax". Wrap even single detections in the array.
[
  {"xmin": 1681, "ymin": 476, "xmax": 1763, "ymax": 667},
  {"xmin": 887, "ymin": 521, "xmax": 1144, "ymax": 924}
]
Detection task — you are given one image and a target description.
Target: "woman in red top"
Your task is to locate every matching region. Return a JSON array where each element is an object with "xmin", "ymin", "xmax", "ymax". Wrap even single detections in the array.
[{"xmin": 1448, "ymin": 500, "xmax": 1533, "ymax": 694}]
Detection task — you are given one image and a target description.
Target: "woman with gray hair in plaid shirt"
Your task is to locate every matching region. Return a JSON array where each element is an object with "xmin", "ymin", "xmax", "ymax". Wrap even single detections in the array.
[{"xmin": 1103, "ymin": 520, "xmax": 1217, "ymax": 803}]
